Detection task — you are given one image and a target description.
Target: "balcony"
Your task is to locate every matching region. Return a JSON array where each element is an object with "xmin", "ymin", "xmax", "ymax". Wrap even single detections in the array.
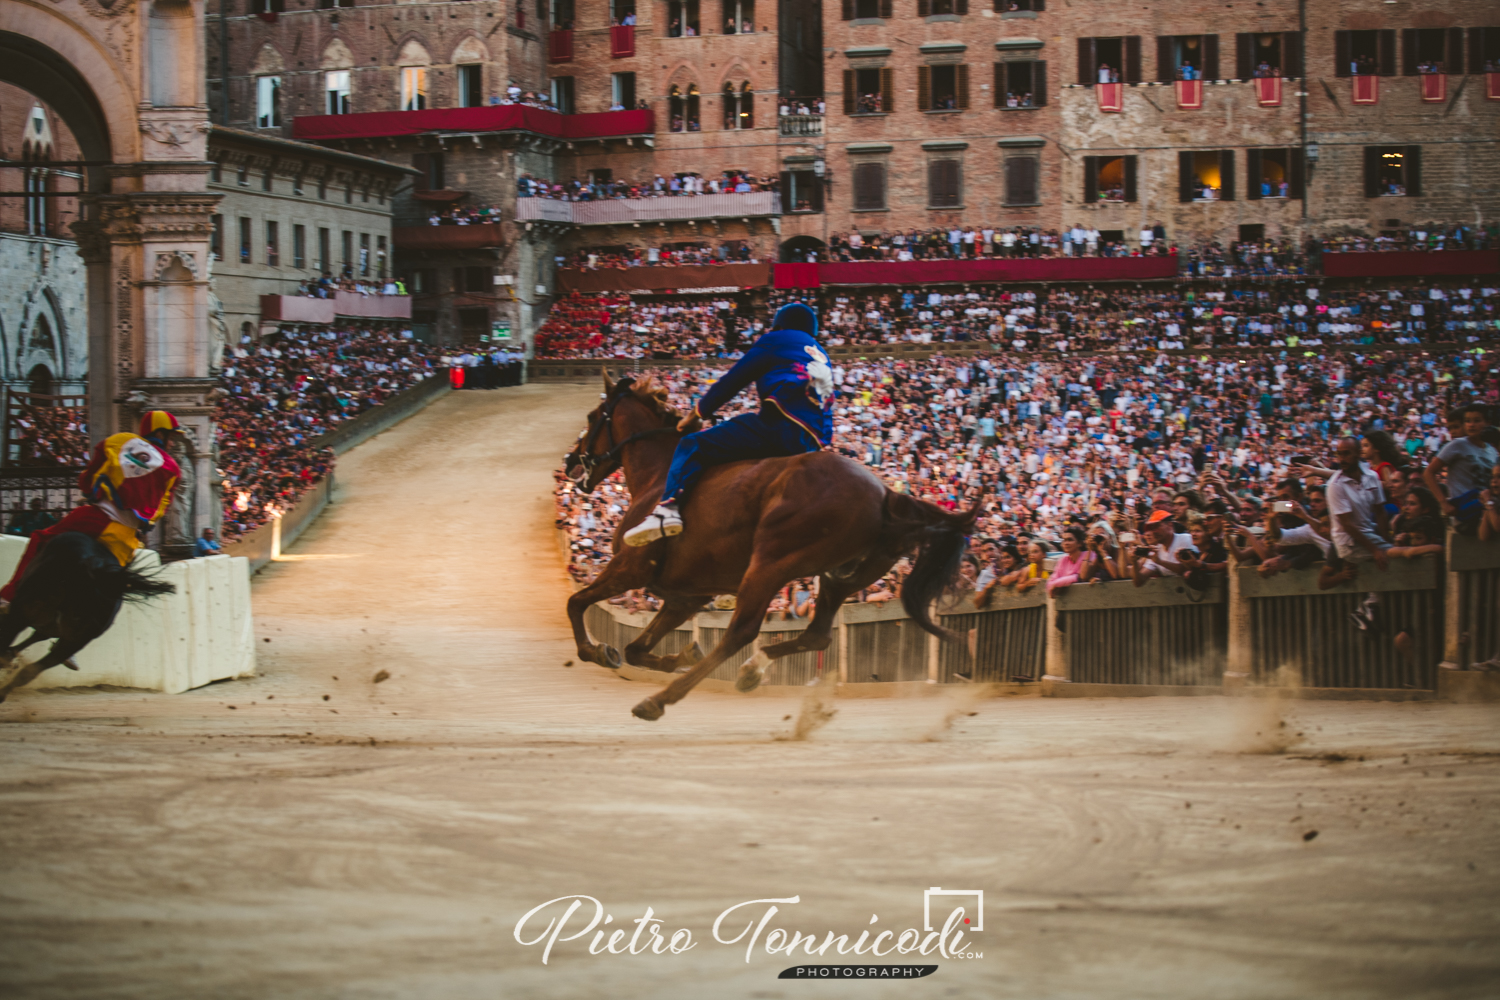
[
  {"xmin": 260, "ymin": 292, "xmax": 412, "ymax": 323},
  {"xmin": 514, "ymin": 191, "xmax": 780, "ymax": 226},
  {"xmin": 293, "ymin": 107, "xmax": 654, "ymax": 143},
  {"xmin": 611, "ymin": 25, "xmax": 635, "ymax": 58},
  {"xmin": 549, "ymin": 28, "xmax": 574, "ymax": 63},
  {"xmin": 393, "ymin": 223, "xmax": 504, "ymax": 252},
  {"xmin": 778, "ymin": 114, "xmax": 824, "ymax": 138}
]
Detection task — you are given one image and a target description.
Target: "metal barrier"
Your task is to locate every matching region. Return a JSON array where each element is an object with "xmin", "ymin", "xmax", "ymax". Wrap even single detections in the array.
[
  {"xmin": 1236, "ymin": 555, "xmax": 1442, "ymax": 690},
  {"xmin": 0, "ymin": 466, "xmax": 84, "ymax": 524},
  {"xmin": 1056, "ymin": 577, "xmax": 1226, "ymax": 686},
  {"xmin": 1448, "ymin": 537, "xmax": 1500, "ymax": 672}
]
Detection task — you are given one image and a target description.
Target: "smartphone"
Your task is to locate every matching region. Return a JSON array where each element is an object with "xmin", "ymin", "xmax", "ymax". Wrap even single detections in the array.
[
  {"xmin": 1246, "ymin": 526, "xmax": 1266, "ymax": 535},
  {"xmin": 1272, "ymin": 501, "xmax": 1294, "ymax": 514},
  {"xmin": 1118, "ymin": 531, "xmax": 1137, "ymax": 543}
]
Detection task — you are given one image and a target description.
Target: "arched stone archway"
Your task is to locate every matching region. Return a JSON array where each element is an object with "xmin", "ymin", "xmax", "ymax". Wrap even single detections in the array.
[
  {"xmin": 0, "ymin": 0, "xmax": 219, "ymax": 547},
  {"xmin": 779, "ymin": 236, "xmax": 826, "ymax": 262}
]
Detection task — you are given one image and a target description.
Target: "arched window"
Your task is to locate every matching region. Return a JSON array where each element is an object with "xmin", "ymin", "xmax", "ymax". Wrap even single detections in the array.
[
  {"xmin": 738, "ymin": 81, "xmax": 754, "ymax": 128},
  {"xmin": 669, "ymin": 85, "xmax": 684, "ymax": 131},
  {"xmin": 722, "ymin": 81, "xmax": 753, "ymax": 129},
  {"xmin": 670, "ymin": 84, "xmax": 700, "ymax": 131},
  {"xmin": 686, "ymin": 84, "xmax": 700, "ymax": 130},
  {"xmin": 721, "ymin": 82, "xmax": 736, "ymax": 128}
]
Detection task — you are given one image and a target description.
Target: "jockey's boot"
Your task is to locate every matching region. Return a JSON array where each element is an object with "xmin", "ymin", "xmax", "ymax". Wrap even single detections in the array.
[{"xmin": 623, "ymin": 503, "xmax": 683, "ymax": 547}]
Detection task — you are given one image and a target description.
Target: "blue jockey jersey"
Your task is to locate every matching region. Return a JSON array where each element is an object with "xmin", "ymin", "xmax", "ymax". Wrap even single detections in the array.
[{"xmin": 692, "ymin": 328, "xmax": 834, "ymax": 445}]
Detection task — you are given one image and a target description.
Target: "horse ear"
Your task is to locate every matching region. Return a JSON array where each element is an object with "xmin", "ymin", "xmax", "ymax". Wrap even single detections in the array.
[{"xmin": 602, "ymin": 368, "xmax": 616, "ymax": 394}]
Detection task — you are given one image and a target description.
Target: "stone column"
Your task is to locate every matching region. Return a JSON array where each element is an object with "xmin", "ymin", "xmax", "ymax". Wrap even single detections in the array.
[
  {"xmin": 1042, "ymin": 590, "xmax": 1068, "ymax": 683},
  {"xmin": 1224, "ymin": 563, "xmax": 1252, "ymax": 687}
]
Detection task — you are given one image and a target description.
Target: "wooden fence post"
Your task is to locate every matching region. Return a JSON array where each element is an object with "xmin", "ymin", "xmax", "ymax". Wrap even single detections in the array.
[
  {"xmin": 1042, "ymin": 588, "xmax": 1068, "ymax": 682},
  {"xmin": 1224, "ymin": 563, "xmax": 1251, "ymax": 686},
  {"xmin": 837, "ymin": 607, "xmax": 850, "ymax": 684}
]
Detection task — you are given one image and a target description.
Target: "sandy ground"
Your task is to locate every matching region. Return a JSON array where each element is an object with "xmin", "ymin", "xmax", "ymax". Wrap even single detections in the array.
[{"xmin": 1, "ymin": 384, "xmax": 1499, "ymax": 1000}]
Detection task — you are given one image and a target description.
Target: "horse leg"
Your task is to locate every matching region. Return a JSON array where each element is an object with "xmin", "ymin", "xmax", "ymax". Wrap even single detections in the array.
[
  {"xmin": 0, "ymin": 628, "xmax": 86, "ymax": 703},
  {"xmin": 565, "ymin": 559, "xmax": 650, "ymax": 669},
  {"xmin": 742, "ymin": 579, "xmax": 861, "ymax": 691},
  {"xmin": 624, "ymin": 598, "xmax": 706, "ymax": 672},
  {"xmin": 631, "ymin": 562, "xmax": 792, "ymax": 721}
]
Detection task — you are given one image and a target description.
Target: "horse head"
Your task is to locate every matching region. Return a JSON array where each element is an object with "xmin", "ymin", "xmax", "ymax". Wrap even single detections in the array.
[{"xmin": 563, "ymin": 369, "xmax": 676, "ymax": 494}]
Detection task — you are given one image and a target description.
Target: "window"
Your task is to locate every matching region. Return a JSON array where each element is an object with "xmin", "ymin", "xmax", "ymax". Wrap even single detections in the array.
[
  {"xmin": 252, "ymin": 0, "xmax": 284, "ymax": 13},
  {"xmin": 341, "ymin": 230, "xmax": 353, "ymax": 272},
  {"xmin": 1156, "ymin": 35, "xmax": 1219, "ymax": 82},
  {"xmin": 1238, "ymin": 223, "xmax": 1265, "ymax": 243},
  {"xmin": 1472, "ymin": 28, "xmax": 1500, "ymax": 73},
  {"xmin": 918, "ymin": 64, "xmax": 969, "ymax": 110},
  {"xmin": 211, "ymin": 214, "xmax": 224, "ymax": 260},
  {"xmin": 993, "ymin": 0, "xmax": 1042, "ymax": 9},
  {"xmin": 293, "ymin": 224, "xmax": 306, "ymax": 269},
  {"xmin": 401, "ymin": 67, "xmax": 428, "ymax": 110},
  {"xmin": 840, "ymin": 0, "xmax": 892, "ymax": 17},
  {"xmin": 1364, "ymin": 145, "xmax": 1421, "ymax": 198},
  {"xmin": 1077, "ymin": 36, "xmax": 1141, "ymax": 84},
  {"xmin": 456, "ymin": 266, "xmax": 493, "ymax": 291},
  {"xmin": 551, "ymin": 76, "xmax": 575, "ymax": 113},
  {"xmin": 550, "ymin": 0, "xmax": 574, "ymax": 27},
  {"xmin": 1003, "ymin": 156, "xmax": 1039, "ymax": 205},
  {"xmin": 413, "ymin": 152, "xmax": 445, "ymax": 191},
  {"xmin": 317, "ymin": 0, "xmax": 355, "ymax": 8},
  {"xmin": 239, "ymin": 217, "xmax": 252, "ymax": 263},
  {"xmin": 1178, "ymin": 149, "xmax": 1236, "ymax": 202},
  {"xmin": 456, "ymin": 64, "xmax": 483, "ymax": 107},
  {"xmin": 377, "ymin": 235, "xmax": 387, "ymax": 279},
  {"xmin": 667, "ymin": 0, "xmax": 699, "ymax": 36},
  {"xmin": 211, "ymin": 161, "xmax": 223, "ymax": 183},
  {"xmin": 1246, "ymin": 148, "xmax": 1303, "ymax": 200},
  {"xmin": 1235, "ymin": 32, "xmax": 1301, "ymax": 78},
  {"xmin": 927, "ymin": 159, "xmax": 961, "ymax": 207},
  {"xmin": 317, "ymin": 177, "xmax": 327, "ymax": 199},
  {"xmin": 612, "ymin": 72, "xmax": 636, "ymax": 110},
  {"xmin": 851, "ymin": 161, "xmax": 886, "ymax": 210},
  {"xmin": 723, "ymin": 0, "xmax": 752, "ymax": 33},
  {"xmin": 256, "ymin": 76, "xmax": 282, "ymax": 127},
  {"xmin": 722, "ymin": 81, "xmax": 753, "ymax": 128},
  {"xmin": 326, "ymin": 70, "xmax": 351, "ymax": 114},
  {"xmin": 409, "ymin": 267, "xmax": 437, "ymax": 293},
  {"xmin": 668, "ymin": 84, "xmax": 700, "ymax": 130},
  {"xmin": 318, "ymin": 227, "xmax": 331, "ymax": 272},
  {"xmin": 237, "ymin": 163, "xmax": 249, "ymax": 186},
  {"xmin": 262, "ymin": 168, "xmax": 273, "ymax": 192},
  {"xmin": 612, "ymin": 0, "xmax": 636, "ymax": 23},
  {"xmin": 994, "ymin": 60, "xmax": 1046, "ymax": 106},
  {"xmin": 359, "ymin": 233, "xmax": 370, "ymax": 275},
  {"xmin": 1403, "ymin": 28, "xmax": 1465, "ymax": 75},
  {"xmin": 1083, "ymin": 155, "xmax": 1137, "ymax": 202},
  {"xmin": 843, "ymin": 67, "xmax": 893, "ymax": 114},
  {"xmin": 266, "ymin": 220, "xmax": 280, "ymax": 266},
  {"xmin": 918, "ymin": 0, "xmax": 967, "ymax": 15},
  {"xmin": 781, "ymin": 169, "xmax": 823, "ymax": 212},
  {"xmin": 1334, "ymin": 30, "xmax": 1396, "ymax": 77}
]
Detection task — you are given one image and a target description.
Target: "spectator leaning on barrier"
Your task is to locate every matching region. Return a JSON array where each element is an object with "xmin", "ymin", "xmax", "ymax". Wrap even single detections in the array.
[
  {"xmin": 1322, "ymin": 436, "xmax": 1392, "ymax": 630},
  {"xmin": 1130, "ymin": 508, "xmax": 1195, "ymax": 587},
  {"xmin": 195, "ymin": 527, "xmax": 222, "ymax": 557},
  {"xmin": 1424, "ymin": 402, "xmax": 1498, "ymax": 532}
]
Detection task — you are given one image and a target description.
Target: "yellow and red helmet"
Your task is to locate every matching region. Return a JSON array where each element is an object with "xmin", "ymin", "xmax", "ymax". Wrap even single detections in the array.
[{"xmin": 138, "ymin": 410, "xmax": 181, "ymax": 440}]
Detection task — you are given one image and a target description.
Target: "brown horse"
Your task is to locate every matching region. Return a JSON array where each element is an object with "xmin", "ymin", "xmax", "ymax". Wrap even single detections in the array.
[{"xmin": 563, "ymin": 372, "xmax": 978, "ymax": 721}]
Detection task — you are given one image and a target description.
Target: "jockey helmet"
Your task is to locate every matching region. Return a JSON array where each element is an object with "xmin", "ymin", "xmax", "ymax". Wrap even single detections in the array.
[
  {"xmin": 770, "ymin": 302, "xmax": 818, "ymax": 337},
  {"xmin": 139, "ymin": 410, "xmax": 181, "ymax": 441}
]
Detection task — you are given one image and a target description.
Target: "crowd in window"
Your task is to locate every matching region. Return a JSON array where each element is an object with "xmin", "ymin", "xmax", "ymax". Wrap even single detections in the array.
[
  {"xmin": 557, "ymin": 241, "xmax": 760, "ymax": 270},
  {"xmin": 517, "ymin": 170, "xmax": 778, "ymax": 200}
]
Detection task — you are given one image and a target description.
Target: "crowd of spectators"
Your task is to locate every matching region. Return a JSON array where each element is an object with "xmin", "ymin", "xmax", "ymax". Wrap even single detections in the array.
[
  {"xmin": 556, "ymin": 342, "xmax": 1499, "ymax": 616},
  {"xmin": 214, "ymin": 325, "xmax": 442, "ymax": 540},
  {"xmin": 535, "ymin": 279, "xmax": 1500, "ymax": 359},
  {"xmin": 7, "ymin": 402, "xmax": 89, "ymax": 467},
  {"xmin": 425, "ymin": 204, "xmax": 503, "ymax": 226},
  {"xmin": 813, "ymin": 224, "xmax": 1179, "ymax": 261},
  {"xmin": 518, "ymin": 169, "xmax": 778, "ymax": 201},
  {"xmin": 293, "ymin": 273, "xmax": 407, "ymax": 297},
  {"xmin": 559, "ymin": 242, "xmax": 761, "ymax": 270}
]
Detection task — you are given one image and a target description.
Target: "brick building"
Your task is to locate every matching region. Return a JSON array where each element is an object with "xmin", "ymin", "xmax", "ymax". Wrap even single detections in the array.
[{"xmin": 213, "ymin": 0, "xmax": 1500, "ymax": 347}]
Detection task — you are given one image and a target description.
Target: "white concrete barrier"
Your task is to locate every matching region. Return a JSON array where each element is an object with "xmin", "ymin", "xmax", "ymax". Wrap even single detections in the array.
[{"xmin": 0, "ymin": 535, "xmax": 257, "ymax": 694}]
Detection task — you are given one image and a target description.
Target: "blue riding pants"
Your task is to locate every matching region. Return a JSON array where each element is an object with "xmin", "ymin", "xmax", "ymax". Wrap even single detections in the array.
[{"xmin": 660, "ymin": 410, "xmax": 819, "ymax": 505}]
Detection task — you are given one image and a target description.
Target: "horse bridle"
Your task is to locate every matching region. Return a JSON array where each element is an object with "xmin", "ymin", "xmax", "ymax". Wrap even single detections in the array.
[{"xmin": 569, "ymin": 375, "xmax": 677, "ymax": 492}]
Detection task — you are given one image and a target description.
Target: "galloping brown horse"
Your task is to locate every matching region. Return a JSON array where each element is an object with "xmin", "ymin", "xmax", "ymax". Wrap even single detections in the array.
[{"xmin": 564, "ymin": 371, "xmax": 978, "ymax": 721}]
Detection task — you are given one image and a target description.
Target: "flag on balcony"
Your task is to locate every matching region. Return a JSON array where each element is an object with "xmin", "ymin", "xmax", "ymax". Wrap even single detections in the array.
[
  {"xmin": 1175, "ymin": 79, "xmax": 1203, "ymax": 109},
  {"xmin": 1419, "ymin": 73, "xmax": 1447, "ymax": 103},
  {"xmin": 1489, "ymin": 72, "xmax": 1500, "ymax": 101},
  {"xmin": 1352, "ymin": 74, "xmax": 1379, "ymax": 105},
  {"xmin": 611, "ymin": 25, "xmax": 635, "ymax": 58},
  {"xmin": 1254, "ymin": 76, "xmax": 1281, "ymax": 107},
  {"xmin": 549, "ymin": 29, "xmax": 573, "ymax": 64},
  {"xmin": 1096, "ymin": 82, "xmax": 1123, "ymax": 113}
]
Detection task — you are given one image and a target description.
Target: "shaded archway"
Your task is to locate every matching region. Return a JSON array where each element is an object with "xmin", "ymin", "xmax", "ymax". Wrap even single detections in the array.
[
  {"xmin": 779, "ymin": 235, "xmax": 825, "ymax": 262},
  {"xmin": 0, "ymin": 30, "xmax": 114, "ymax": 192},
  {"xmin": 27, "ymin": 363, "xmax": 55, "ymax": 398}
]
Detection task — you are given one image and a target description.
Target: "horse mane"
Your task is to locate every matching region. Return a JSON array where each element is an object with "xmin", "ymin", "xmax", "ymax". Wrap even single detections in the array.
[{"xmin": 629, "ymin": 376, "xmax": 679, "ymax": 421}]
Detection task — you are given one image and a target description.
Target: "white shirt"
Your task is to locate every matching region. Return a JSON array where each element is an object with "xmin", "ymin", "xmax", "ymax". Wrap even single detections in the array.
[
  {"xmin": 1276, "ymin": 523, "xmax": 1331, "ymax": 556},
  {"xmin": 1326, "ymin": 466, "xmax": 1385, "ymax": 555}
]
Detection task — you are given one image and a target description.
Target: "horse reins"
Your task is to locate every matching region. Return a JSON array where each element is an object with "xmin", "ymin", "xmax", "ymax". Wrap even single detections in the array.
[{"xmin": 572, "ymin": 376, "xmax": 677, "ymax": 490}]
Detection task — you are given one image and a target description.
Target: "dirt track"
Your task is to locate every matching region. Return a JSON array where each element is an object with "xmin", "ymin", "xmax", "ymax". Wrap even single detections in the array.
[{"xmin": 1, "ymin": 384, "xmax": 1498, "ymax": 1000}]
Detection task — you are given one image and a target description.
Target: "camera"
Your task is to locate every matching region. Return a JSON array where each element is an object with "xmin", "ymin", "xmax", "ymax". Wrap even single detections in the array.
[
  {"xmin": 1272, "ymin": 501, "xmax": 1294, "ymax": 514},
  {"xmin": 1135, "ymin": 547, "xmax": 1152, "ymax": 560}
]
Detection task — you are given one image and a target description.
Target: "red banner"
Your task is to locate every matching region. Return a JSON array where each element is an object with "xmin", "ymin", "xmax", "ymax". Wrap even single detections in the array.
[
  {"xmin": 294, "ymin": 106, "xmax": 654, "ymax": 142},
  {"xmin": 1352, "ymin": 75, "xmax": 1379, "ymax": 105},
  {"xmin": 557, "ymin": 263, "xmax": 773, "ymax": 293},
  {"xmin": 610, "ymin": 25, "xmax": 635, "ymax": 58},
  {"xmin": 773, "ymin": 263, "xmax": 821, "ymax": 289},
  {"xmin": 1096, "ymin": 82, "xmax": 1124, "ymax": 113},
  {"xmin": 1175, "ymin": 79, "xmax": 1203, "ymax": 109},
  {"xmin": 1320, "ymin": 250, "xmax": 1500, "ymax": 278},
  {"xmin": 1420, "ymin": 73, "xmax": 1447, "ymax": 102},
  {"xmin": 1254, "ymin": 76, "xmax": 1282, "ymax": 106},
  {"xmin": 1489, "ymin": 72, "xmax": 1500, "ymax": 101},
  {"xmin": 549, "ymin": 29, "xmax": 573, "ymax": 63}
]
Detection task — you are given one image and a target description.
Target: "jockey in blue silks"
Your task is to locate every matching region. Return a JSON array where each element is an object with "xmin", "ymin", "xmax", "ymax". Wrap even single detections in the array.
[{"xmin": 623, "ymin": 302, "xmax": 835, "ymax": 547}]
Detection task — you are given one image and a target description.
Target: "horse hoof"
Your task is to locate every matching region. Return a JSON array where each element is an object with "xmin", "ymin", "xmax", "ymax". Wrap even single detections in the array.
[
  {"xmin": 679, "ymin": 641, "xmax": 703, "ymax": 666},
  {"xmin": 632, "ymin": 698, "xmax": 664, "ymax": 721},
  {"xmin": 600, "ymin": 645, "xmax": 622, "ymax": 669},
  {"xmin": 735, "ymin": 668, "xmax": 762, "ymax": 693}
]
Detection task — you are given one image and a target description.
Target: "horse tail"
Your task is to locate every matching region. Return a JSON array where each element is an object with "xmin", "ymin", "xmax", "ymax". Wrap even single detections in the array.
[
  {"xmin": 882, "ymin": 491, "xmax": 983, "ymax": 643},
  {"xmin": 113, "ymin": 565, "xmax": 177, "ymax": 603}
]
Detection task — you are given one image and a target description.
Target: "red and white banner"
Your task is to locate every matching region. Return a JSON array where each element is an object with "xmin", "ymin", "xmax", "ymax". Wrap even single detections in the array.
[
  {"xmin": 1489, "ymin": 72, "xmax": 1500, "ymax": 101},
  {"xmin": 1420, "ymin": 73, "xmax": 1447, "ymax": 103},
  {"xmin": 1352, "ymin": 74, "xmax": 1379, "ymax": 105},
  {"xmin": 1096, "ymin": 82, "xmax": 1124, "ymax": 113},
  {"xmin": 1175, "ymin": 79, "xmax": 1203, "ymax": 109},
  {"xmin": 1254, "ymin": 75, "xmax": 1282, "ymax": 106}
]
